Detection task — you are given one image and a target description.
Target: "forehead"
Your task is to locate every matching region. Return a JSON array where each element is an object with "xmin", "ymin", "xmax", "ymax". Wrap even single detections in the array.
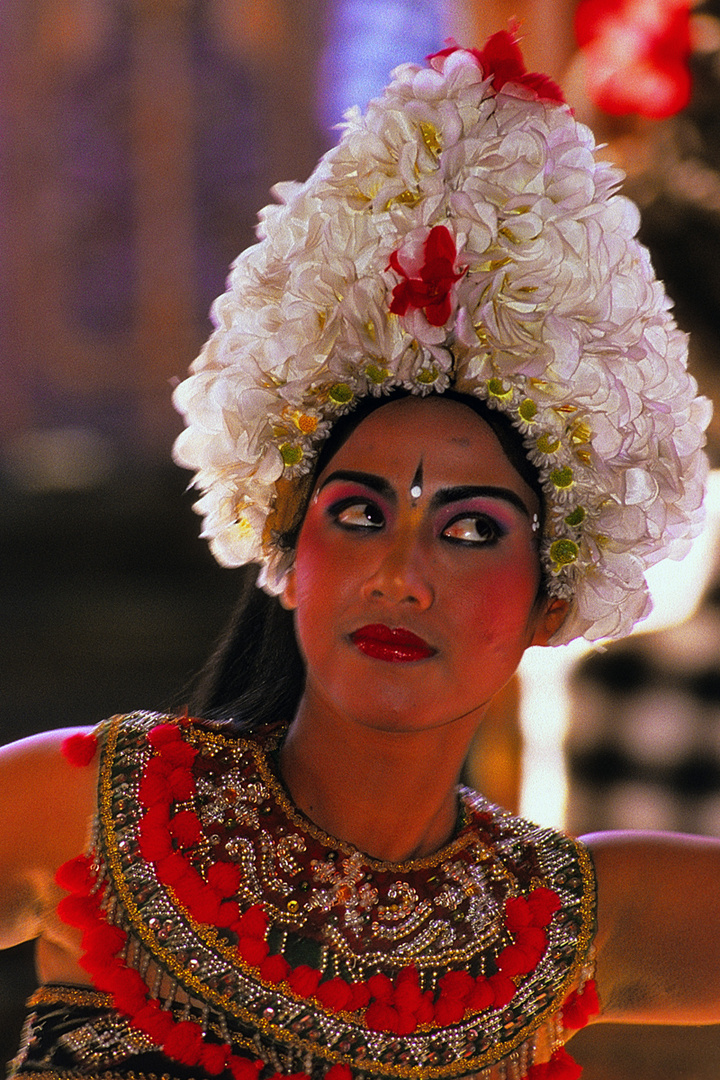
[{"xmin": 317, "ymin": 395, "xmax": 538, "ymax": 503}]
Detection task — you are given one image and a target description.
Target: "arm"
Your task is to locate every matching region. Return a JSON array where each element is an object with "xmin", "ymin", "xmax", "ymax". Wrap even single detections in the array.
[
  {"xmin": 585, "ymin": 830, "xmax": 720, "ymax": 1026},
  {"xmin": 0, "ymin": 727, "xmax": 97, "ymax": 951}
]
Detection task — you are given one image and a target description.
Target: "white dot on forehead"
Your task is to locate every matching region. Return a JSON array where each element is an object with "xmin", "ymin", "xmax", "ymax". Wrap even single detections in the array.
[{"xmin": 410, "ymin": 459, "xmax": 423, "ymax": 501}]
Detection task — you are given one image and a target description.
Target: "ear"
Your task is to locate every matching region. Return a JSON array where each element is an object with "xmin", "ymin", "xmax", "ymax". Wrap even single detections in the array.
[
  {"xmin": 530, "ymin": 597, "xmax": 569, "ymax": 647},
  {"xmin": 278, "ymin": 567, "xmax": 298, "ymax": 611}
]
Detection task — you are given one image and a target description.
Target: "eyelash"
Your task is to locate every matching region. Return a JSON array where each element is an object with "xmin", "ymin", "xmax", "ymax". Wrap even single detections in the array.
[{"xmin": 329, "ymin": 498, "xmax": 505, "ymax": 547}]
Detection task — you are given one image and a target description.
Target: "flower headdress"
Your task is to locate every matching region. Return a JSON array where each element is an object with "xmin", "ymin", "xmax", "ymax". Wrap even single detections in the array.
[{"xmin": 173, "ymin": 31, "xmax": 710, "ymax": 645}]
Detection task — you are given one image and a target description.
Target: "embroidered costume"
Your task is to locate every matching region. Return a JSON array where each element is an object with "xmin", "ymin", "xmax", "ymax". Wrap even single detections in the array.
[{"xmin": 11, "ymin": 715, "xmax": 597, "ymax": 1080}]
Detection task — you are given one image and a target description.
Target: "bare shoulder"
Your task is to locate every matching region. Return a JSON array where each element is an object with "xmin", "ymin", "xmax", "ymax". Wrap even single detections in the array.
[
  {"xmin": 0, "ymin": 727, "xmax": 98, "ymax": 949},
  {"xmin": 581, "ymin": 830, "xmax": 720, "ymax": 1025}
]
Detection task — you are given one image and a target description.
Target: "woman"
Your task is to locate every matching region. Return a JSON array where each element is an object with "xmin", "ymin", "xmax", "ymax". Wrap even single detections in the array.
[{"xmin": 1, "ymin": 31, "xmax": 718, "ymax": 1080}]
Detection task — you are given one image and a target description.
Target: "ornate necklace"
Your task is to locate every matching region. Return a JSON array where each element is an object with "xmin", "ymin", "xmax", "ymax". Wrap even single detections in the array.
[{"xmin": 57, "ymin": 714, "xmax": 598, "ymax": 1079}]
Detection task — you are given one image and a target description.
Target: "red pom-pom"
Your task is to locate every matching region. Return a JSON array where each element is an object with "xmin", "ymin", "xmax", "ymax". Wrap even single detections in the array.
[
  {"xmin": 488, "ymin": 973, "xmax": 516, "ymax": 1008},
  {"xmin": 395, "ymin": 1009, "xmax": 418, "ymax": 1035},
  {"xmin": 415, "ymin": 989, "xmax": 435, "ymax": 1025},
  {"xmin": 287, "ymin": 965, "xmax": 322, "ymax": 997},
  {"xmin": 367, "ymin": 972, "xmax": 394, "ymax": 1003},
  {"xmin": 260, "ymin": 953, "xmax": 291, "ymax": 984},
  {"xmin": 505, "ymin": 895, "xmax": 532, "ymax": 932},
  {"xmin": 106, "ymin": 965, "xmax": 148, "ymax": 1015},
  {"xmin": 169, "ymin": 809, "xmax": 202, "ymax": 848},
  {"xmin": 325, "ymin": 1066, "xmax": 354, "ymax": 1080},
  {"xmin": 347, "ymin": 981, "xmax": 371, "ymax": 1011},
  {"xmin": 228, "ymin": 1056, "xmax": 263, "ymax": 1080},
  {"xmin": 437, "ymin": 969, "xmax": 474, "ymax": 1002},
  {"xmin": 138, "ymin": 822, "xmax": 173, "ymax": 862},
  {"xmin": 81, "ymin": 923, "xmax": 127, "ymax": 960},
  {"xmin": 61, "ymin": 732, "xmax": 98, "ymax": 767},
  {"xmin": 131, "ymin": 1000, "xmax": 175, "ymax": 1040},
  {"xmin": 236, "ymin": 904, "xmax": 268, "ymax": 940},
  {"xmin": 163, "ymin": 1020, "xmax": 205, "ymax": 1066},
  {"xmin": 365, "ymin": 1002, "xmax": 400, "ymax": 1032},
  {"xmin": 562, "ymin": 979, "xmax": 601, "ymax": 1029},
  {"xmin": 148, "ymin": 722, "xmax": 182, "ymax": 748},
  {"xmin": 527, "ymin": 887, "xmax": 562, "ymax": 927},
  {"xmin": 207, "ymin": 860, "xmax": 242, "ymax": 898},
  {"xmin": 433, "ymin": 995, "xmax": 466, "ymax": 1026},
  {"xmin": 544, "ymin": 1047, "xmax": 584, "ymax": 1080},
  {"xmin": 55, "ymin": 854, "xmax": 95, "ymax": 895},
  {"xmin": 56, "ymin": 893, "xmax": 101, "ymax": 930},
  {"xmin": 166, "ymin": 765, "xmax": 196, "ymax": 801},
  {"xmin": 315, "ymin": 976, "xmax": 353, "ymax": 1012},
  {"xmin": 217, "ymin": 900, "xmax": 241, "ymax": 927},
  {"xmin": 394, "ymin": 967, "xmax": 423, "ymax": 1011},
  {"xmin": 238, "ymin": 936, "xmax": 269, "ymax": 966},
  {"xmin": 200, "ymin": 1043, "xmax": 231, "ymax": 1075},
  {"xmin": 468, "ymin": 977, "xmax": 494, "ymax": 1012},
  {"xmin": 158, "ymin": 740, "xmax": 197, "ymax": 767}
]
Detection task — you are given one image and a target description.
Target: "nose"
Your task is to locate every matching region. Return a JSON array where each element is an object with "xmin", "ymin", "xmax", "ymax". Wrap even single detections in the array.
[{"xmin": 360, "ymin": 525, "xmax": 434, "ymax": 610}]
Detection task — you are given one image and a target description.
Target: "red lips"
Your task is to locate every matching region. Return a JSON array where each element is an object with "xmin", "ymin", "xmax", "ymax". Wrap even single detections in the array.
[{"xmin": 350, "ymin": 624, "xmax": 436, "ymax": 663}]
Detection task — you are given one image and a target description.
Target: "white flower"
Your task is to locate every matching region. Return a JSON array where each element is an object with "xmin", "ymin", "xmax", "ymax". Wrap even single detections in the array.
[{"xmin": 173, "ymin": 44, "xmax": 711, "ymax": 645}]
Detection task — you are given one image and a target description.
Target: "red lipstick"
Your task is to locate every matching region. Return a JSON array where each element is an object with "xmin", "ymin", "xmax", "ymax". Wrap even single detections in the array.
[{"xmin": 350, "ymin": 624, "xmax": 436, "ymax": 663}]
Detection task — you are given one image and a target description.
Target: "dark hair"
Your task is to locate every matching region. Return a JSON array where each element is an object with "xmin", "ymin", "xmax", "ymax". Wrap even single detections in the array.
[{"xmin": 189, "ymin": 390, "xmax": 544, "ymax": 730}]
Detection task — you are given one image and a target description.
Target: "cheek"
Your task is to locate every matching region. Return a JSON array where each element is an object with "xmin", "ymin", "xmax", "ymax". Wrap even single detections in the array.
[{"xmin": 454, "ymin": 550, "xmax": 541, "ymax": 641}]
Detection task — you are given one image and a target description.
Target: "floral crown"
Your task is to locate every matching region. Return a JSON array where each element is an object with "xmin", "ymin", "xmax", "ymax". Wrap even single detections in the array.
[{"xmin": 173, "ymin": 32, "xmax": 710, "ymax": 645}]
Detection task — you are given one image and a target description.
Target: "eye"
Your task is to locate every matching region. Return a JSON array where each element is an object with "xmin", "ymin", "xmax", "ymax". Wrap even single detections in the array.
[
  {"xmin": 332, "ymin": 498, "xmax": 385, "ymax": 530},
  {"xmin": 441, "ymin": 513, "xmax": 503, "ymax": 546}
]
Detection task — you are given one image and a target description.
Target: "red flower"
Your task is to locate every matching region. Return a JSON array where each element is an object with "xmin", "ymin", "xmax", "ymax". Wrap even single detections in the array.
[
  {"xmin": 61, "ymin": 731, "xmax": 98, "ymax": 767},
  {"xmin": 428, "ymin": 31, "xmax": 565, "ymax": 104},
  {"xmin": 574, "ymin": 0, "xmax": 692, "ymax": 119},
  {"xmin": 388, "ymin": 225, "xmax": 463, "ymax": 327}
]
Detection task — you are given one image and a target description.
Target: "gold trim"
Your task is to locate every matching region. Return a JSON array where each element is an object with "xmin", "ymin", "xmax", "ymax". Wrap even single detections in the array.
[
  {"xmin": 27, "ymin": 985, "xmax": 112, "ymax": 1010},
  {"xmin": 96, "ymin": 714, "xmax": 599, "ymax": 1080}
]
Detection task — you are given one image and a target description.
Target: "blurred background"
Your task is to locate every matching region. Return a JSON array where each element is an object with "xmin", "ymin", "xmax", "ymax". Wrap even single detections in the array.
[{"xmin": 3, "ymin": 0, "xmax": 720, "ymax": 1074}]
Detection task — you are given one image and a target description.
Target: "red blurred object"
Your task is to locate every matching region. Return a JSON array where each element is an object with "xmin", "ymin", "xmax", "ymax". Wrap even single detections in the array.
[{"xmin": 574, "ymin": 0, "xmax": 692, "ymax": 118}]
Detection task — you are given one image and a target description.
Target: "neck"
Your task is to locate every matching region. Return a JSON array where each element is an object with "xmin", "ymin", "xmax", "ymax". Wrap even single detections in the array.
[{"xmin": 277, "ymin": 693, "xmax": 484, "ymax": 863}]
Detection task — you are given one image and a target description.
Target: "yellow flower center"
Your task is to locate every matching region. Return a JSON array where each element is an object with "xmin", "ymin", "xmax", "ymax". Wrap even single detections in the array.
[{"xmin": 550, "ymin": 539, "xmax": 579, "ymax": 566}]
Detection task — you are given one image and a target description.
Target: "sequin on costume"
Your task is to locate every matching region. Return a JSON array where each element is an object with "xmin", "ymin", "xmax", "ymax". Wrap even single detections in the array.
[{"xmin": 11, "ymin": 713, "xmax": 598, "ymax": 1080}]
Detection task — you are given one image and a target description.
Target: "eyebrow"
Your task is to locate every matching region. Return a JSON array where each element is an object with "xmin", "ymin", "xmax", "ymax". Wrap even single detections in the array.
[{"xmin": 318, "ymin": 471, "xmax": 531, "ymax": 517}]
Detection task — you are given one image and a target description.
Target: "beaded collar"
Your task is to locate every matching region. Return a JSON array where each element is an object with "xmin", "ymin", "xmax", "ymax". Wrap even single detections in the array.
[{"xmin": 55, "ymin": 713, "xmax": 597, "ymax": 1079}]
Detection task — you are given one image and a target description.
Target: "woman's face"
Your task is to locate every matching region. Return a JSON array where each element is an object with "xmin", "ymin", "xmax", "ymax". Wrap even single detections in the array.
[{"xmin": 282, "ymin": 396, "xmax": 566, "ymax": 734}]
